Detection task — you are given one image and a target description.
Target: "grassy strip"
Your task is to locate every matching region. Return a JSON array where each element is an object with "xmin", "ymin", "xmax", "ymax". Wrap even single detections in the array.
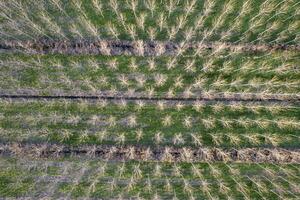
[
  {"xmin": 0, "ymin": 52, "xmax": 299, "ymax": 96},
  {"xmin": 0, "ymin": 157, "xmax": 299, "ymax": 199},
  {"xmin": 0, "ymin": 100, "xmax": 299, "ymax": 147},
  {"xmin": 0, "ymin": 0, "xmax": 299, "ymax": 44}
]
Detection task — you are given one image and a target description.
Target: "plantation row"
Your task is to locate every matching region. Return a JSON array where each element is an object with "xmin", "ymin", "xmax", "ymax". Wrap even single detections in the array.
[
  {"xmin": 0, "ymin": 157, "xmax": 299, "ymax": 199},
  {"xmin": 0, "ymin": 53, "xmax": 299, "ymax": 96},
  {"xmin": 0, "ymin": 99, "xmax": 299, "ymax": 147},
  {"xmin": 0, "ymin": 0, "xmax": 299, "ymax": 44}
]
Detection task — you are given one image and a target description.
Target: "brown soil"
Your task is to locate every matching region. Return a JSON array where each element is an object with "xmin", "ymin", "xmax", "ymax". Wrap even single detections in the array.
[
  {"xmin": 0, "ymin": 91, "xmax": 299, "ymax": 104},
  {"xmin": 1, "ymin": 39, "xmax": 299, "ymax": 55},
  {"xmin": 1, "ymin": 143, "xmax": 299, "ymax": 163}
]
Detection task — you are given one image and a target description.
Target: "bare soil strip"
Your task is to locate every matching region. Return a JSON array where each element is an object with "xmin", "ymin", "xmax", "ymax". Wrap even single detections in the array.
[
  {"xmin": 0, "ymin": 93, "xmax": 299, "ymax": 104},
  {"xmin": 1, "ymin": 40, "xmax": 299, "ymax": 55},
  {"xmin": 1, "ymin": 143, "xmax": 299, "ymax": 163}
]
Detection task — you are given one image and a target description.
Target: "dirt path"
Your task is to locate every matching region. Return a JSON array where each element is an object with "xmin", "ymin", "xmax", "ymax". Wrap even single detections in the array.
[
  {"xmin": 1, "ymin": 39, "xmax": 299, "ymax": 55},
  {"xmin": 1, "ymin": 143, "xmax": 299, "ymax": 164},
  {"xmin": 0, "ymin": 93, "xmax": 299, "ymax": 105}
]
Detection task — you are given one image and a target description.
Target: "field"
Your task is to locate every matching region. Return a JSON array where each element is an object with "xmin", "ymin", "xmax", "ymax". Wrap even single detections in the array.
[{"xmin": 0, "ymin": 0, "xmax": 299, "ymax": 199}]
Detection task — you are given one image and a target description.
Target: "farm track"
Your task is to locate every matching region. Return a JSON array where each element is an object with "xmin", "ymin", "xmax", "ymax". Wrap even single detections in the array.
[
  {"xmin": 0, "ymin": 94, "xmax": 299, "ymax": 105},
  {"xmin": 1, "ymin": 143, "xmax": 299, "ymax": 164},
  {"xmin": 1, "ymin": 39, "xmax": 300, "ymax": 55}
]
